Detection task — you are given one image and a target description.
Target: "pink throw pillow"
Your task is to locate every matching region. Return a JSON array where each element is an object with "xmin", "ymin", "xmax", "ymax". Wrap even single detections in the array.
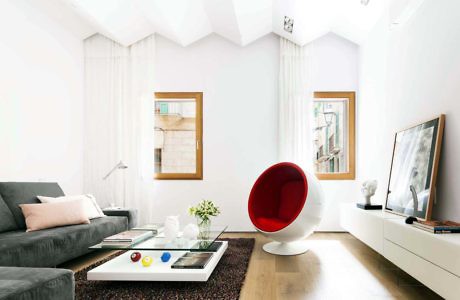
[{"xmin": 20, "ymin": 200, "xmax": 90, "ymax": 232}]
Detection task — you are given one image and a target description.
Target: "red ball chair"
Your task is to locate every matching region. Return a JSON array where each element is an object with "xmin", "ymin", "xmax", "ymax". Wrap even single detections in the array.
[{"xmin": 248, "ymin": 162, "xmax": 325, "ymax": 255}]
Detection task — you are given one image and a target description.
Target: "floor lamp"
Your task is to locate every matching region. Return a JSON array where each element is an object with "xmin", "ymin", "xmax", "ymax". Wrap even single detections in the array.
[{"xmin": 103, "ymin": 161, "xmax": 128, "ymax": 208}]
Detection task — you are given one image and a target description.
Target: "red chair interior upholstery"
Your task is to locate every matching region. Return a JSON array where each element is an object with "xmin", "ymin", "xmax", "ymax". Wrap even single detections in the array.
[{"xmin": 248, "ymin": 162, "xmax": 308, "ymax": 232}]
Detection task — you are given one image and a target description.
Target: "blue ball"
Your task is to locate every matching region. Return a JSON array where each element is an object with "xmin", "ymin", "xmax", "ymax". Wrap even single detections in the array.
[{"xmin": 161, "ymin": 252, "xmax": 171, "ymax": 262}]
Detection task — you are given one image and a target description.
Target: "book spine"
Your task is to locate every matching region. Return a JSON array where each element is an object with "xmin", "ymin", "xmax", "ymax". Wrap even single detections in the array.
[
  {"xmin": 104, "ymin": 231, "xmax": 153, "ymax": 243},
  {"xmin": 412, "ymin": 225, "xmax": 434, "ymax": 233},
  {"xmin": 413, "ymin": 223, "xmax": 460, "ymax": 231},
  {"xmin": 434, "ymin": 229, "xmax": 460, "ymax": 234},
  {"xmin": 416, "ymin": 222, "xmax": 460, "ymax": 230},
  {"xmin": 101, "ymin": 243, "xmax": 131, "ymax": 247},
  {"xmin": 412, "ymin": 225, "xmax": 460, "ymax": 233},
  {"xmin": 433, "ymin": 227, "xmax": 460, "ymax": 230},
  {"xmin": 413, "ymin": 223, "xmax": 434, "ymax": 230},
  {"xmin": 131, "ymin": 232, "xmax": 153, "ymax": 243}
]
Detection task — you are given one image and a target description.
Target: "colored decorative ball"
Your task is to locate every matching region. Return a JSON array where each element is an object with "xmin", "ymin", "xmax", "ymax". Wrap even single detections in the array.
[
  {"xmin": 130, "ymin": 252, "xmax": 141, "ymax": 262},
  {"xmin": 141, "ymin": 256, "xmax": 153, "ymax": 267},
  {"xmin": 161, "ymin": 252, "xmax": 171, "ymax": 262}
]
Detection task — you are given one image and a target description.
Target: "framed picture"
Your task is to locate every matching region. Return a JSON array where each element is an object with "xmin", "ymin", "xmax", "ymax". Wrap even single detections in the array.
[
  {"xmin": 385, "ymin": 115, "xmax": 445, "ymax": 220},
  {"xmin": 313, "ymin": 92, "xmax": 355, "ymax": 180}
]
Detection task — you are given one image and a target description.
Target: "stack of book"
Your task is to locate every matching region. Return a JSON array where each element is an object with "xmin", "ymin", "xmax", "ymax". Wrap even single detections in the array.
[
  {"xmin": 412, "ymin": 220, "xmax": 460, "ymax": 233},
  {"xmin": 131, "ymin": 223, "xmax": 163, "ymax": 235},
  {"xmin": 101, "ymin": 230, "xmax": 153, "ymax": 247}
]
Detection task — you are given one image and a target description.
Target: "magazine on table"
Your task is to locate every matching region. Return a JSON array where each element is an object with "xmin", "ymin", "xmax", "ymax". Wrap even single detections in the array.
[{"xmin": 171, "ymin": 252, "xmax": 214, "ymax": 269}]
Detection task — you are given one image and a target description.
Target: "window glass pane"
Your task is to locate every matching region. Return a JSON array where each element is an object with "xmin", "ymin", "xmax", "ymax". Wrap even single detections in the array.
[
  {"xmin": 313, "ymin": 98, "xmax": 349, "ymax": 173},
  {"xmin": 154, "ymin": 99, "xmax": 197, "ymax": 174}
]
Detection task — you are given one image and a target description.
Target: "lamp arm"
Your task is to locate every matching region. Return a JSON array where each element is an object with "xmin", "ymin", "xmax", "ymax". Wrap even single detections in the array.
[{"xmin": 103, "ymin": 164, "xmax": 119, "ymax": 180}]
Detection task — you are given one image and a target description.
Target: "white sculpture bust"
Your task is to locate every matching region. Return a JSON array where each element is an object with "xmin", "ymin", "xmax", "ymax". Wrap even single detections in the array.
[{"xmin": 361, "ymin": 180, "xmax": 378, "ymax": 205}]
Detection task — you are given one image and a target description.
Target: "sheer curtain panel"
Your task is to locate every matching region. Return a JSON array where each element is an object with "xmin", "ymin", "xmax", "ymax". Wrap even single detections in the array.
[
  {"xmin": 278, "ymin": 37, "xmax": 313, "ymax": 170},
  {"xmin": 83, "ymin": 34, "xmax": 155, "ymax": 224}
]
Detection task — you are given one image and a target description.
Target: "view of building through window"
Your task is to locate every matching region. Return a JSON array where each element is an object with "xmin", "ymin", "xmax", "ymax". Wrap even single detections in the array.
[
  {"xmin": 313, "ymin": 99, "xmax": 348, "ymax": 173},
  {"xmin": 154, "ymin": 92, "xmax": 203, "ymax": 180},
  {"xmin": 313, "ymin": 92, "xmax": 355, "ymax": 180}
]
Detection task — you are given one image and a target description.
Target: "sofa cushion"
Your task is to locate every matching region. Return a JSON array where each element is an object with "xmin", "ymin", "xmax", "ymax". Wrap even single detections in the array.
[
  {"xmin": 0, "ymin": 194, "xmax": 17, "ymax": 233},
  {"xmin": 38, "ymin": 194, "xmax": 105, "ymax": 219},
  {"xmin": 0, "ymin": 216, "xmax": 127, "ymax": 267},
  {"xmin": 0, "ymin": 182, "xmax": 65, "ymax": 229},
  {"xmin": 0, "ymin": 267, "xmax": 74, "ymax": 300},
  {"xmin": 20, "ymin": 200, "xmax": 90, "ymax": 232}
]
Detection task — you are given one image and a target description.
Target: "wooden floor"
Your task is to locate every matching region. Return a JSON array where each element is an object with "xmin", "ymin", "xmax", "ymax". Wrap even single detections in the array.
[{"xmin": 64, "ymin": 232, "xmax": 441, "ymax": 300}]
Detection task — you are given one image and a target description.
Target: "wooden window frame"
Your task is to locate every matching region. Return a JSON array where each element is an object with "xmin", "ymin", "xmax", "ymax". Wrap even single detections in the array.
[
  {"xmin": 154, "ymin": 92, "xmax": 203, "ymax": 180},
  {"xmin": 313, "ymin": 91, "xmax": 355, "ymax": 180}
]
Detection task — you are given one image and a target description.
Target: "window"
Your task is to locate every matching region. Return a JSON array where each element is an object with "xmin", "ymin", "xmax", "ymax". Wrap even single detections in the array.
[
  {"xmin": 154, "ymin": 92, "xmax": 203, "ymax": 180},
  {"xmin": 313, "ymin": 91, "xmax": 355, "ymax": 180}
]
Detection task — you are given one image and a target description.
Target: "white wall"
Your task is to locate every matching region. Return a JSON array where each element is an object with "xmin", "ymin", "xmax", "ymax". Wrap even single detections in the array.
[
  {"xmin": 153, "ymin": 34, "xmax": 279, "ymax": 231},
  {"xmin": 153, "ymin": 33, "xmax": 358, "ymax": 231},
  {"xmin": 358, "ymin": 0, "xmax": 460, "ymax": 221},
  {"xmin": 357, "ymin": 10, "xmax": 391, "ymax": 205},
  {"xmin": 0, "ymin": 0, "xmax": 84, "ymax": 194},
  {"xmin": 310, "ymin": 33, "xmax": 360, "ymax": 231}
]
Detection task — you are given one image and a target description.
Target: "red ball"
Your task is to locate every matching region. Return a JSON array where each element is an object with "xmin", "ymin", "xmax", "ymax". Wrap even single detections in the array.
[{"xmin": 130, "ymin": 252, "xmax": 141, "ymax": 262}]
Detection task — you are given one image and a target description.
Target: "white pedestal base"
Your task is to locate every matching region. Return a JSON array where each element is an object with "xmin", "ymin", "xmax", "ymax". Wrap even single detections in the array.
[{"xmin": 262, "ymin": 241, "xmax": 309, "ymax": 256}]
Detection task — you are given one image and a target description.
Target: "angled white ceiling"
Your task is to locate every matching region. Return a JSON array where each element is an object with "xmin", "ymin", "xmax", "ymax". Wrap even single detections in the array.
[
  {"xmin": 203, "ymin": 0, "xmax": 273, "ymax": 46},
  {"xmin": 137, "ymin": 0, "xmax": 212, "ymax": 47},
  {"xmin": 35, "ymin": 0, "xmax": 392, "ymax": 47}
]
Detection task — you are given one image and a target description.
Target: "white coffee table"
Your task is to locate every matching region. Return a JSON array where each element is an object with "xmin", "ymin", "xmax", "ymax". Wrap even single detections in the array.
[{"xmin": 87, "ymin": 226, "xmax": 228, "ymax": 282}]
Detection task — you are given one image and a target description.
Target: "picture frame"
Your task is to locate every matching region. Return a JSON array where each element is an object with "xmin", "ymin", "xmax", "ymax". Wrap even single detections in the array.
[{"xmin": 385, "ymin": 115, "xmax": 445, "ymax": 221}]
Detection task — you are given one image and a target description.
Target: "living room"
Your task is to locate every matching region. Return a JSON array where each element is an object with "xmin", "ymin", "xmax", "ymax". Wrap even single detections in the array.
[{"xmin": 0, "ymin": 0, "xmax": 459, "ymax": 299}]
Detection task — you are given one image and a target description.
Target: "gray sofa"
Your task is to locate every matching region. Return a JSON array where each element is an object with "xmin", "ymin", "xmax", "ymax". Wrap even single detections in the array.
[
  {"xmin": 0, "ymin": 182, "xmax": 135, "ymax": 299},
  {"xmin": 0, "ymin": 267, "xmax": 74, "ymax": 300}
]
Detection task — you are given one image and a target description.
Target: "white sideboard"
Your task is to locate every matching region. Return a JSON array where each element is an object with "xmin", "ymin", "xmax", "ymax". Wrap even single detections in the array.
[{"xmin": 340, "ymin": 203, "xmax": 460, "ymax": 299}]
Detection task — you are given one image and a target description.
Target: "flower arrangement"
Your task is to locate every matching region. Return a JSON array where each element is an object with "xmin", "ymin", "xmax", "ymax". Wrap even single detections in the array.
[
  {"xmin": 189, "ymin": 200, "xmax": 220, "ymax": 240},
  {"xmin": 188, "ymin": 199, "xmax": 220, "ymax": 223}
]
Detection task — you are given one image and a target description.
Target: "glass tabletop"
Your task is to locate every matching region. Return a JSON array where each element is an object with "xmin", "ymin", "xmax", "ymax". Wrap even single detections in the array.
[{"xmin": 89, "ymin": 225, "xmax": 228, "ymax": 251}]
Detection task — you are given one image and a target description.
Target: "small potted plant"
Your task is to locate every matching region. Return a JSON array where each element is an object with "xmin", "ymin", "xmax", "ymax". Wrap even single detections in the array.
[{"xmin": 188, "ymin": 200, "xmax": 220, "ymax": 240}]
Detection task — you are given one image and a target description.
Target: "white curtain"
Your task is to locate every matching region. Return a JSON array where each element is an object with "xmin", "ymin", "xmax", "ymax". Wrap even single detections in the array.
[
  {"xmin": 278, "ymin": 37, "xmax": 313, "ymax": 170},
  {"xmin": 83, "ymin": 34, "xmax": 155, "ymax": 224}
]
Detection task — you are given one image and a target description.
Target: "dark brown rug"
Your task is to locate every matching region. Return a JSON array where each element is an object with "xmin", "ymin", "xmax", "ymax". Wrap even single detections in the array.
[{"xmin": 74, "ymin": 238, "xmax": 255, "ymax": 300}]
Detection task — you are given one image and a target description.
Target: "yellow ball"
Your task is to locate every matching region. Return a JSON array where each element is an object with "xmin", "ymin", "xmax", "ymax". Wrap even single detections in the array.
[{"xmin": 141, "ymin": 256, "xmax": 153, "ymax": 267}]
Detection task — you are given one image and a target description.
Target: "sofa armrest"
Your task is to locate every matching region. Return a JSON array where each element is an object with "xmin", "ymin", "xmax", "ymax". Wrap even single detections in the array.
[{"xmin": 103, "ymin": 208, "xmax": 138, "ymax": 229}]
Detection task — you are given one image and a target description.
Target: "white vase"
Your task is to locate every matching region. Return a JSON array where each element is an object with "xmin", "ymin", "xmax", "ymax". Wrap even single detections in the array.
[{"xmin": 164, "ymin": 215, "xmax": 180, "ymax": 241}]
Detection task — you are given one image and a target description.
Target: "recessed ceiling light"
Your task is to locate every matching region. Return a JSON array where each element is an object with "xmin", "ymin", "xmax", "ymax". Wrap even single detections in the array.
[{"xmin": 284, "ymin": 16, "xmax": 294, "ymax": 34}]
